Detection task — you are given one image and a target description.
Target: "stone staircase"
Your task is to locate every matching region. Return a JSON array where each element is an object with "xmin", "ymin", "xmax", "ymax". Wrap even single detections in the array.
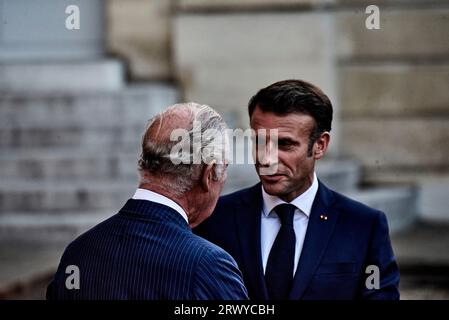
[{"xmin": 0, "ymin": 59, "xmax": 179, "ymax": 296}]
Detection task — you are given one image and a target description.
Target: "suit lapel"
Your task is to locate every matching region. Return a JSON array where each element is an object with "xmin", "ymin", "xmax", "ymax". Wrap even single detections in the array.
[
  {"xmin": 235, "ymin": 183, "xmax": 269, "ymax": 300},
  {"xmin": 288, "ymin": 181, "xmax": 338, "ymax": 299}
]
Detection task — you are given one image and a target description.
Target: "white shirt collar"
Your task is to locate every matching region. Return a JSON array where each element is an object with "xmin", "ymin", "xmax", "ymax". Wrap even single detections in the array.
[
  {"xmin": 132, "ymin": 188, "xmax": 189, "ymax": 224},
  {"xmin": 262, "ymin": 172, "xmax": 319, "ymax": 218}
]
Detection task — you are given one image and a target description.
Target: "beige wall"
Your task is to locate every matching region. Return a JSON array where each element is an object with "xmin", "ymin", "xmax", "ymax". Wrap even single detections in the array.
[
  {"xmin": 106, "ymin": 0, "xmax": 173, "ymax": 80},
  {"xmin": 336, "ymin": 7, "xmax": 449, "ymax": 174}
]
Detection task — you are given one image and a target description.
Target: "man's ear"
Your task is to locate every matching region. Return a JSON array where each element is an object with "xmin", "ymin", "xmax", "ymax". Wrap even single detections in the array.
[
  {"xmin": 314, "ymin": 132, "xmax": 330, "ymax": 160},
  {"xmin": 200, "ymin": 162, "xmax": 216, "ymax": 192}
]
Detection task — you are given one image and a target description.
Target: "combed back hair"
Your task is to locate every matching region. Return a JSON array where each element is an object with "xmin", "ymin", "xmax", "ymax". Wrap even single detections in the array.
[
  {"xmin": 138, "ymin": 102, "xmax": 228, "ymax": 195},
  {"xmin": 248, "ymin": 79, "xmax": 333, "ymax": 156}
]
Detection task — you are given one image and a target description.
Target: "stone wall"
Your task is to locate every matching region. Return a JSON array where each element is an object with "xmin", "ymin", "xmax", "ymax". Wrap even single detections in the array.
[
  {"xmin": 336, "ymin": 6, "xmax": 449, "ymax": 221},
  {"xmin": 106, "ymin": 0, "xmax": 173, "ymax": 80}
]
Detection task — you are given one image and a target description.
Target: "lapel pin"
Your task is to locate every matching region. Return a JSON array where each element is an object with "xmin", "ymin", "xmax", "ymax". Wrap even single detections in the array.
[{"xmin": 320, "ymin": 214, "xmax": 328, "ymax": 221}]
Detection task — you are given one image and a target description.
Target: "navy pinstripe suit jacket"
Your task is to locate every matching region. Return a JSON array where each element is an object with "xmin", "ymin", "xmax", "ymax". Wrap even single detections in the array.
[{"xmin": 46, "ymin": 199, "xmax": 248, "ymax": 300}]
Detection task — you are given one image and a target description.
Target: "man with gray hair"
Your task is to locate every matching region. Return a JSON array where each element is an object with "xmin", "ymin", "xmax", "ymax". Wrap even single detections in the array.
[{"xmin": 46, "ymin": 103, "xmax": 248, "ymax": 300}]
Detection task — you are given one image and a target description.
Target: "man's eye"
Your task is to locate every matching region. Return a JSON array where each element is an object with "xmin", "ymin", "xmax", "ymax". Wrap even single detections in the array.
[{"xmin": 278, "ymin": 140, "xmax": 291, "ymax": 147}]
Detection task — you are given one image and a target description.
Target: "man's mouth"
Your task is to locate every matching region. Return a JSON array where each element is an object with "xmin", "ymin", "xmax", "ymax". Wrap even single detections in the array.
[{"xmin": 260, "ymin": 173, "xmax": 285, "ymax": 182}]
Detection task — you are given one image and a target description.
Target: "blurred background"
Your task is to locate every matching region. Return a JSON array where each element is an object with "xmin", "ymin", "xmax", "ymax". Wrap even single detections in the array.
[{"xmin": 0, "ymin": 0, "xmax": 448, "ymax": 299}]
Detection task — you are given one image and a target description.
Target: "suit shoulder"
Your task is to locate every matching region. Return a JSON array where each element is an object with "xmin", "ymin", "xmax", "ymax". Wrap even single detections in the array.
[
  {"xmin": 56, "ymin": 214, "xmax": 119, "ymax": 258},
  {"xmin": 188, "ymin": 232, "xmax": 233, "ymax": 259},
  {"xmin": 189, "ymin": 233, "xmax": 248, "ymax": 300},
  {"xmin": 185, "ymin": 233, "xmax": 241, "ymax": 275}
]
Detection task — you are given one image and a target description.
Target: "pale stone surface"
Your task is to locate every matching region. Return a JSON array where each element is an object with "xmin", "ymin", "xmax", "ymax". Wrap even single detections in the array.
[
  {"xmin": 347, "ymin": 166, "xmax": 449, "ymax": 223},
  {"xmin": 0, "ymin": 180, "xmax": 136, "ymax": 212},
  {"xmin": 336, "ymin": 6, "xmax": 449, "ymax": 223},
  {"xmin": 177, "ymin": 0, "xmax": 441, "ymax": 9},
  {"xmin": 106, "ymin": 0, "xmax": 172, "ymax": 80},
  {"xmin": 337, "ymin": 9, "xmax": 449, "ymax": 58},
  {"xmin": 174, "ymin": 13, "xmax": 335, "ymax": 69},
  {"xmin": 0, "ymin": 60, "xmax": 124, "ymax": 93},
  {"xmin": 392, "ymin": 223, "xmax": 449, "ymax": 265},
  {"xmin": 0, "ymin": 125, "xmax": 143, "ymax": 150},
  {"xmin": 0, "ymin": 150, "xmax": 138, "ymax": 181},
  {"xmin": 315, "ymin": 159, "xmax": 360, "ymax": 191},
  {"xmin": 0, "ymin": 84, "xmax": 178, "ymax": 151},
  {"xmin": 340, "ymin": 119, "xmax": 449, "ymax": 169},
  {"xmin": 419, "ymin": 176, "xmax": 449, "ymax": 222},
  {"xmin": 0, "ymin": 240, "xmax": 65, "ymax": 293},
  {"xmin": 346, "ymin": 186, "xmax": 418, "ymax": 232},
  {"xmin": 0, "ymin": 84, "xmax": 178, "ymax": 128},
  {"xmin": 0, "ymin": 83, "xmax": 178, "ymax": 238},
  {"xmin": 339, "ymin": 64, "xmax": 449, "ymax": 117},
  {"xmin": 0, "ymin": 212, "xmax": 111, "ymax": 242}
]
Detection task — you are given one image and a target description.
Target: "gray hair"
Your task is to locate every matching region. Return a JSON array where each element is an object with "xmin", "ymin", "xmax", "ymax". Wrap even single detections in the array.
[{"xmin": 138, "ymin": 102, "xmax": 228, "ymax": 196}]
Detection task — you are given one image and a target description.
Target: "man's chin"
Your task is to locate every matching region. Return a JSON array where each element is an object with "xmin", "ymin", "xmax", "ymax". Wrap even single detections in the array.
[{"xmin": 260, "ymin": 179, "xmax": 285, "ymax": 197}]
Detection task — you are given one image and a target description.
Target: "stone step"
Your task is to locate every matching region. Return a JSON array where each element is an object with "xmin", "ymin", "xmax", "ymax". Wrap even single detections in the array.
[
  {"xmin": 0, "ymin": 125, "xmax": 144, "ymax": 149},
  {"xmin": 346, "ymin": 186, "xmax": 418, "ymax": 233},
  {"xmin": 0, "ymin": 60, "xmax": 124, "ymax": 93},
  {"xmin": 0, "ymin": 84, "xmax": 178, "ymax": 129},
  {"xmin": 0, "ymin": 211, "xmax": 111, "ymax": 243},
  {"xmin": 0, "ymin": 149, "xmax": 139, "ymax": 181},
  {"xmin": 0, "ymin": 181, "xmax": 137, "ymax": 213},
  {"xmin": 316, "ymin": 159, "xmax": 360, "ymax": 192}
]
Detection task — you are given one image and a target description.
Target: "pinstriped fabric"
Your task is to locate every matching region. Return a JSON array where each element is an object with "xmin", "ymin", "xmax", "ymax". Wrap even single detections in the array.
[{"xmin": 46, "ymin": 199, "xmax": 248, "ymax": 300}]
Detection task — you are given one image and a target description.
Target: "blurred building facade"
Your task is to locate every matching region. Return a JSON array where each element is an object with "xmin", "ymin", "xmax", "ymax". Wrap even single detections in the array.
[{"xmin": 107, "ymin": 0, "xmax": 449, "ymax": 224}]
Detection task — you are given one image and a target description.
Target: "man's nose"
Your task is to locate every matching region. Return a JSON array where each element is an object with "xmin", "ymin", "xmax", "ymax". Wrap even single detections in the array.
[{"xmin": 258, "ymin": 141, "xmax": 278, "ymax": 166}]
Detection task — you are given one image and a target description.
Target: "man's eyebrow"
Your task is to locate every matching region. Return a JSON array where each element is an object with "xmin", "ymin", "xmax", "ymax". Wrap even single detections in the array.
[{"xmin": 277, "ymin": 137, "xmax": 299, "ymax": 144}]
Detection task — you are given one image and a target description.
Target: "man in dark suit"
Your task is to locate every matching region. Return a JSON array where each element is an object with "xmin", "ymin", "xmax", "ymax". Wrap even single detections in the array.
[
  {"xmin": 47, "ymin": 103, "xmax": 248, "ymax": 300},
  {"xmin": 195, "ymin": 80, "xmax": 400, "ymax": 300}
]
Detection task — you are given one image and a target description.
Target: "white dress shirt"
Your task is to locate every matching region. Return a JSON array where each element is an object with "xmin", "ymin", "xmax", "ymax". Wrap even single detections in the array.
[
  {"xmin": 261, "ymin": 172, "xmax": 319, "ymax": 276},
  {"xmin": 132, "ymin": 188, "xmax": 189, "ymax": 224}
]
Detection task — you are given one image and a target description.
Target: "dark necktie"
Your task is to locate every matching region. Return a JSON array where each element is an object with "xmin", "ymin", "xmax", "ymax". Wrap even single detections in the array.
[{"xmin": 265, "ymin": 203, "xmax": 296, "ymax": 300}]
